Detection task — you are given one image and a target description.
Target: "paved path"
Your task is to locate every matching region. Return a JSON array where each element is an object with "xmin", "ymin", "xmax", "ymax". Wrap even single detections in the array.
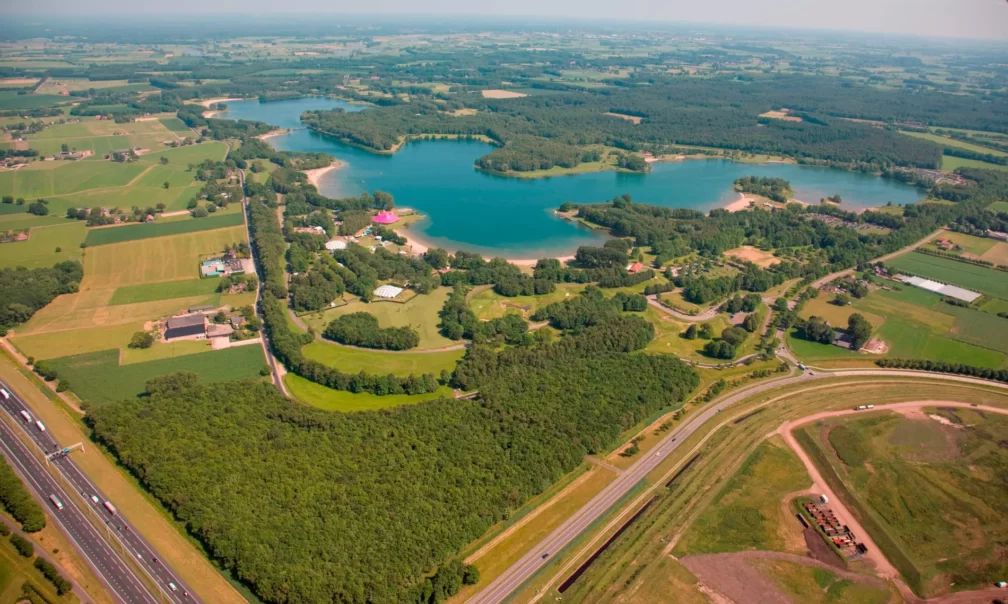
[
  {"xmin": 467, "ymin": 370, "xmax": 1008, "ymax": 604},
  {"xmin": 646, "ymin": 295, "xmax": 717, "ymax": 322}
]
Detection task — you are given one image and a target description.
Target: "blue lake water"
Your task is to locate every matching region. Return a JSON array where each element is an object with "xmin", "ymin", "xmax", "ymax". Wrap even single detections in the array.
[{"xmin": 221, "ymin": 98, "xmax": 925, "ymax": 257}]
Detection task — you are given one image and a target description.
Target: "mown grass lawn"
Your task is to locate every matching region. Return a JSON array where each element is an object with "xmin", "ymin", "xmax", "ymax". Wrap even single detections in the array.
[
  {"xmin": 285, "ymin": 374, "xmax": 452, "ymax": 412},
  {"xmin": 109, "ymin": 278, "xmax": 221, "ymax": 306},
  {"xmin": 302, "ymin": 340, "xmax": 464, "ymax": 376}
]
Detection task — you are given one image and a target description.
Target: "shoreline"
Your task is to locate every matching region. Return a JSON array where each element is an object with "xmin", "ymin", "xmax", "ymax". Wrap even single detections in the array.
[
  {"xmin": 396, "ymin": 226, "xmax": 574, "ymax": 268},
  {"xmin": 303, "ymin": 161, "xmax": 346, "ymax": 189},
  {"xmin": 257, "ymin": 128, "xmax": 289, "ymax": 141}
]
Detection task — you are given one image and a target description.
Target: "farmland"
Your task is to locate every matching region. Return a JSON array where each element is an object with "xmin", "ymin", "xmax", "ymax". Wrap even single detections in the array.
[
  {"xmin": 108, "ymin": 278, "xmax": 222, "ymax": 305},
  {"xmin": 886, "ymin": 252, "xmax": 1008, "ymax": 299},
  {"xmin": 793, "ymin": 286, "xmax": 1006, "ymax": 368},
  {"xmin": 797, "ymin": 408, "xmax": 1008, "ymax": 596},
  {"xmin": 47, "ymin": 345, "xmax": 266, "ymax": 407},
  {"xmin": 83, "ymin": 211, "xmax": 244, "ymax": 246}
]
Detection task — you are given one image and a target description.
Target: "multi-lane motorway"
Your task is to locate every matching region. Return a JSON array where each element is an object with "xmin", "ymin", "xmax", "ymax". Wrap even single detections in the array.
[
  {"xmin": 0, "ymin": 379, "xmax": 198, "ymax": 604},
  {"xmin": 468, "ymin": 369, "xmax": 1008, "ymax": 603}
]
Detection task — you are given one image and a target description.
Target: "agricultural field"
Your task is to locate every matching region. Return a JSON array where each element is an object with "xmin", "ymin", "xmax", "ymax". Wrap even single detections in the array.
[
  {"xmin": 940, "ymin": 154, "xmax": 1008, "ymax": 172},
  {"xmin": 284, "ymin": 373, "xmax": 453, "ymax": 412},
  {"xmin": 301, "ymin": 340, "xmax": 464, "ymax": 377},
  {"xmin": 299, "ymin": 288, "xmax": 458, "ymax": 350},
  {"xmin": 987, "ymin": 201, "xmax": 1008, "ymax": 213},
  {"xmin": 47, "ymin": 345, "xmax": 267, "ymax": 407},
  {"xmin": 673, "ymin": 437, "xmax": 810, "ymax": 555},
  {"xmin": 797, "ymin": 408, "xmax": 1008, "ymax": 596},
  {"xmin": 792, "ymin": 286, "xmax": 1006, "ymax": 368},
  {"xmin": 921, "ymin": 230, "xmax": 1008, "ymax": 265},
  {"xmin": 83, "ymin": 211, "xmax": 243, "ymax": 246},
  {"xmin": 0, "ymin": 222, "xmax": 87, "ymax": 269},
  {"xmin": 886, "ymin": 252, "xmax": 1008, "ymax": 299},
  {"xmin": 901, "ymin": 130, "xmax": 1007, "ymax": 157},
  {"xmin": 9, "ymin": 226, "xmax": 248, "ymax": 359}
]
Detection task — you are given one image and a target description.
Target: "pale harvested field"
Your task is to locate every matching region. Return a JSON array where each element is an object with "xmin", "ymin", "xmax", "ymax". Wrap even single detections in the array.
[
  {"xmin": 980, "ymin": 240, "xmax": 1008, "ymax": 265},
  {"xmin": 603, "ymin": 111, "xmax": 642, "ymax": 124},
  {"xmin": 0, "ymin": 77, "xmax": 40, "ymax": 87},
  {"xmin": 759, "ymin": 109, "xmax": 803, "ymax": 122},
  {"xmin": 725, "ymin": 245, "xmax": 780, "ymax": 268},
  {"xmin": 481, "ymin": 89, "xmax": 527, "ymax": 99}
]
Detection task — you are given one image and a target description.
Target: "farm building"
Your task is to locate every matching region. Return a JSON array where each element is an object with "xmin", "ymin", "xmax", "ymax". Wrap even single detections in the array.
[
  {"xmin": 894, "ymin": 274, "xmax": 981, "ymax": 303},
  {"xmin": 200, "ymin": 256, "xmax": 246, "ymax": 278},
  {"xmin": 207, "ymin": 324, "xmax": 234, "ymax": 339},
  {"xmin": 373, "ymin": 285, "xmax": 404, "ymax": 299},
  {"xmin": 164, "ymin": 315, "xmax": 207, "ymax": 341},
  {"xmin": 325, "ymin": 239, "xmax": 348, "ymax": 251},
  {"xmin": 626, "ymin": 262, "xmax": 645, "ymax": 274},
  {"xmin": 230, "ymin": 314, "xmax": 246, "ymax": 329}
]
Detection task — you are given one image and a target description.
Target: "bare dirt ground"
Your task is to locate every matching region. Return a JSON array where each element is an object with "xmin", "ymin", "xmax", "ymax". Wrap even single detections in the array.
[
  {"xmin": 759, "ymin": 109, "xmax": 804, "ymax": 122},
  {"xmin": 681, "ymin": 551, "xmax": 887, "ymax": 604},
  {"xmin": 480, "ymin": 89, "xmax": 528, "ymax": 99},
  {"xmin": 603, "ymin": 111, "xmax": 642, "ymax": 124},
  {"xmin": 725, "ymin": 245, "xmax": 780, "ymax": 268}
]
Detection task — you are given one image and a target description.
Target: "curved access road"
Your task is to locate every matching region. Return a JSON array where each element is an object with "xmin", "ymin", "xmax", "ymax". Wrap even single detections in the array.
[
  {"xmin": 466, "ymin": 369, "xmax": 1007, "ymax": 604},
  {"xmin": 646, "ymin": 295, "xmax": 717, "ymax": 322}
]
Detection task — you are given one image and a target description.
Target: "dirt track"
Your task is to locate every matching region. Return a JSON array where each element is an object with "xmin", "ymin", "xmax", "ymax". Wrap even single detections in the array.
[{"xmin": 779, "ymin": 400, "xmax": 1008, "ymax": 602}]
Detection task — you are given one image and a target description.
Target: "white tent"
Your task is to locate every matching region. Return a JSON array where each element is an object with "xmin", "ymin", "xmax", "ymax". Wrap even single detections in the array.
[
  {"xmin": 373, "ymin": 285, "xmax": 404, "ymax": 299},
  {"xmin": 325, "ymin": 240, "xmax": 348, "ymax": 251}
]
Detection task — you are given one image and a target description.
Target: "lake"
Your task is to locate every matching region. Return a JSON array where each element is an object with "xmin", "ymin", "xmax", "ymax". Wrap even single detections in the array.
[{"xmin": 221, "ymin": 98, "xmax": 925, "ymax": 258}]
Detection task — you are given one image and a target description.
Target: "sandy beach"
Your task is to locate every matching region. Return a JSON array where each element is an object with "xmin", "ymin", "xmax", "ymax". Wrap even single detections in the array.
[
  {"xmin": 257, "ymin": 129, "xmax": 289, "ymax": 141},
  {"xmin": 199, "ymin": 97, "xmax": 244, "ymax": 118},
  {"xmin": 725, "ymin": 192, "xmax": 760, "ymax": 212},
  {"xmin": 397, "ymin": 228, "xmax": 573, "ymax": 268},
  {"xmin": 303, "ymin": 161, "xmax": 346, "ymax": 189}
]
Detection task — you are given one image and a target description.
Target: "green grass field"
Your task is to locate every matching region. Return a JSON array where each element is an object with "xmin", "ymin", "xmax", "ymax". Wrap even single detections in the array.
[
  {"xmin": 300, "ymin": 288, "xmax": 458, "ymax": 349},
  {"xmin": 158, "ymin": 117, "xmax": 192, "ymax": 134},
  {"xmin": 285, "ymin": 374, "xmax": 452, "ymax": 412},
  {"xmin": 302, "ymin": 340, "xmax": 464, "ymax": 376},
  {"xmin": 887, "ymin": 252, "xmax": 1008, "ymax": 299},
  {"xmin": 901, "ymin": 131, "xmax": 1007, "ymax": 157},
  {"xmin": 109, "ymin": 278, "xmax": 222, "ymax": 305},
  {"xmin": 0, "ymin": 91, "xmax": 66, "ymax": 109},
  {"xmin": 792, "ymin": 286, "xmax": 1006, "ymax": 368},
  {"xmin": 987, "ymin": 201, "xmax": 1008, "ymax": 214},
  {"xmin": 84, "ymin": 212, "xmax": 244, "ymax": 246},
  {"xmin": 754, "ymin": 559, "xmax": 891, "ymax": 604},
  {"xmin": 48, "ymin": 345, "xmax": 267, "ymax": 407},
  {"xmin": 468, "ymin": 283, "xmax": 587, "ymax": 321},
  {"xmin": 0, "ymin": 533, "xmax": 79, "ymax": 604},
  {"xmin": 940, "ymin": 154, "xmax": 1008, "ymax": 172},
  {"xmin": 0, "ymin": 222, "xmax": 86, "ymax": 269},
  {"xmin": 674, "ymin": 437, "xmax": 810, "ymax": 555},
  {"xmin": 802, "ymin": 410, "xmax": 1008, "ymax": 595}
]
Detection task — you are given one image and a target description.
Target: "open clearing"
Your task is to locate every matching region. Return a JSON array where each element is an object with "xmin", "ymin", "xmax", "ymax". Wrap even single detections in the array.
[
  {"xmin": 603, "ymin": 112, "xmax": 642, "ymax": 124},
  {"xmin": 673, "ymin": 436, "xmax": 811, "ymax": 555},
  {"xmin": 796, "ymin": 407, "xmax": 1008, "ymax": 596},
  {"xmin": 285, "ymin": 373, "xmax": 453, "ymax": 412},
  {"xmin": 299, "ymin": 288, "xmax": 458, "ymax": 350},
  {"xmin": 725, "ymin": 245, "xmax": 779, "ymax": 268},
  {"xmin": 759, "ymin": 109, "xmax": 803, "ymax": 122},
  {"xmin": 47, "ymin": 345, "xmax": 266, "ymax": 407},
  {"xmin": 480, "ymin": 89, "xmax": 528, "ymax": 99},
  {"xmin": 301, "ymin": 340, "xmax": 464, "ymax": 376},
  {"xmin": 469, "ymin": 283, "xmax": 586, "ymax": 321}
]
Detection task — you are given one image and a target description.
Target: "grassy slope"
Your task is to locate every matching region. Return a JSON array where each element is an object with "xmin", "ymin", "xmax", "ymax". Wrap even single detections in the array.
[
  {"xmin": 285, "ymin": 374, "xmax": 452, "ymax": 412},
  {"xmin": 301, "ymin": 340, "xmax": 464, "ymax": 376}
]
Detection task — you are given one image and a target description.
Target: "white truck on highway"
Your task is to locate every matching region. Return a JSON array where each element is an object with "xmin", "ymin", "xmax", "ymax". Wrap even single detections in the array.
[
  {"xmin": 35, "ymin": 420, "xmax": 46, "ymax": 432},
  {"xmin": 0, "ymin": 388, "xmax": 10, "ymax": 400},
  {"xmin": 19, "ymin": 410, "xmax": 31, "ymax": 423},
  {"xmin": 49, "ymin": 495, "xmax": 64, "ymax": 510},
  {"xmin": 103, "ymin": 501, "xmax": 117, "ymax": 516}
]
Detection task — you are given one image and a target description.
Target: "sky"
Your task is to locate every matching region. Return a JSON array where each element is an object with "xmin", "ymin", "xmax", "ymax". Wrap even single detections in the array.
[{"xmin": 6, "ymin": 0, "xmax": 1008, "ymax": 40}]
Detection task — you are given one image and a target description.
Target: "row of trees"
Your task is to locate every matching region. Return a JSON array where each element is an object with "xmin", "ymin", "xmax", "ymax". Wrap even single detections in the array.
[
  {"xmin": 0, "ymin": 261, "xmax": 83, "ymax": 336},
  {"xmin": 0, "ymin": 458, "xmax": 46, "ymax": 532}
]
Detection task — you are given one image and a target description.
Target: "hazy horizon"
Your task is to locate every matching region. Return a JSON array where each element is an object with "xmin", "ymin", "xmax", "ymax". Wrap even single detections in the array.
[{"xmin": 4, "ymin": 1, "xmax": 1007, "ymax": 41}]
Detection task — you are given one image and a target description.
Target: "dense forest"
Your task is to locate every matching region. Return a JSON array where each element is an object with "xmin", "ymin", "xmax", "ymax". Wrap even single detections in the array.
[
  {"xmin": 300, "ymin": 76, "xmax": 949, "ymax": 173},
  {"xmin": 88, "ymin": 315, "xmax": 697, "ymax": 604}
]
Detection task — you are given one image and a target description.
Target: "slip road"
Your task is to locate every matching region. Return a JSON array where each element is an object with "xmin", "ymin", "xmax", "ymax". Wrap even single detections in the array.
[
  {"xmin": 0, "ymin": 379, "xmax": 199, "ymax": 603},
  {"xmin": 468, "ymin": 369, "xmax": 1008, "ymax": 603}
]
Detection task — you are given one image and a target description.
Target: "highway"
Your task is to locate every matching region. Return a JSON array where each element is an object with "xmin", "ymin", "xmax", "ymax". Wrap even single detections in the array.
[
  {"xmin": 0, "ymin": 379, "xmax": 199, "ymax": 603},
  {"xmin": 467, "ymin": 369, "xmax": 1008, "ymax": 603}
]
